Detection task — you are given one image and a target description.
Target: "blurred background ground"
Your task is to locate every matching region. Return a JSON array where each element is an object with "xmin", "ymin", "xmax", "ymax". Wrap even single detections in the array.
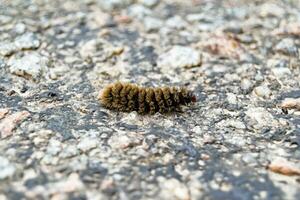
[{"xmin": 0, "ymin": 0, "xmax": 300, "ymax": 199}]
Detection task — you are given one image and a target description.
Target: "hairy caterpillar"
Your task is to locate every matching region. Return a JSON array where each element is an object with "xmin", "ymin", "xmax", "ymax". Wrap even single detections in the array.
[{"xmin": 99, "ymin": 82, "xmax": 196, "ymax": 114}]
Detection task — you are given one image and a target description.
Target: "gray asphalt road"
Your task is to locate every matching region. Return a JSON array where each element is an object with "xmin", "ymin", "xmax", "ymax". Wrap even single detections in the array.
[{"xmin": 0, "ymin": 0, "xmax": 299, "ymax": 199}]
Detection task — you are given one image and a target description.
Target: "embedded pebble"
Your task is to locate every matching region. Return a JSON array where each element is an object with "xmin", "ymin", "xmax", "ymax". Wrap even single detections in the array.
[
  {"xmin": 8, "ymin": 53, "xmax": 49, "ymax": 80},
  {"xmin": 241, "ymin": 78, "xmax": 253, "ymax": 92},
  {"xmin": 46, "ymin": 139, "xmax": 62, "ymax": 156},
  {"xmin": 0, "ymin": 156, "xmax": 16, "ymax": 180},
  {"xmin": 128, "ymin": 4, "xmax": 152, "ymax": 19},
  {"xmin": 1, "ymin": 1, "xmax": 300, "ymax": 199},
  {"xmin": 245, "ymin": 107, "xmax": 277, "ymax": 129},
  {"xmin": 242, "ymin": 153, "xmax": 258, "ymax": 165},
  {"xmin": 59, "ymin": 145, "xmax": 79, "ymax": 158},
  {"xmin": 271, "ymin": 67, "xmax": 291, "ymax": 78},
  {"xmin": 259, "ymin": 3, "xmax": 285, "ymax": 17},
  {"xmin": 14, "ymin": 32, "xmax": 40, "ymax": 50},
  {"xmin": 0, "ymin": 111, "xmax": 30, "ymax": 138},
  {"xmin": 267, "ymin": 59, "xmax": 288, "ymax": 68},
  {"xmin": 166, "ymin": 15, "xmax": 188, "ymax": 29},
  {"xmin": 272, "ymin": 22, "xmax": 300, "ymax": 36},
  {"xmin": 48, "ymin": 173, "xmax": 84, "ymax": 193},
  {"xmin": 14, "ymin": 23, "xmax": 26, "ymax": 34},
  {"xmin": 108, "ymin": 132, "xmax": 142, "ymax": 149},
  {"xmin": 267, "ymin": 157, "xmax": 300, "ymax": 176},
  {"xmin": 158, "ymin": 177, "xmax": 190, "ymax": 200},
  {"xmin": 202, "ymin": 34, "xmax": 246, "ymax": 59},
  {"xmin": 144, "ymin": 17, "xmax": 163, "ymax": 32},
  {"xmin": 0, "ymin": 108, "xmax": 9, "ymax": 119},
  {"xmin": 158, "ymin": 46, "xmax": 201, "ymax": 73},
  {"xmin": 138, "ymin": 0, "xmax": 159, "ymax": 8},
  {"xmin": 186, "ymin": 13, "xmax": 204, "ymax": 22},
  {"xmin": 254, "ymin": 84, "xmax": 271, "ymax": 98},
  {"xmin": 0, "ymin": 58, "xmax": 5, "ymax": 68},
  {"xmin": 227, "ymin": 93, "xmax": 237, "ymax": 104},
  {"xmin": 77, "ymin": 137, "xmax": 98, "ymax": 152},
  {"xmin": 0, "ymin": 42, "xmax": 17, "ymax": 56},
  {"xmin": 79, "ymin": 39, "xmax": 97, "ymax": 59},
  {"xmin": 98, "ymin": 0, "xmax": 133, "ymax": 11},
  {"xmin": 224, "ymin": 134, "xmax": 247, "ymax": 147},
  {"xmin": 0, "ymin": 15, "xmax": 12, "ymax": 24},
  {"xmin": 0, "ymin": 33, "xmax": 40, "ymax": 56},
  {"xmin": 275, "ymin": 38, "xmax": 298, "ymax": 56},
  {"xmin": 121, "ymin": 111, "xmax": 143, "ymax": 126},
  {"xmin": 280, "ymin": 98, "xmax": 300, "ymax": 111},
  {"xmin": 226, "ymin": 119, "xmax": 246, "ymax": 129}
]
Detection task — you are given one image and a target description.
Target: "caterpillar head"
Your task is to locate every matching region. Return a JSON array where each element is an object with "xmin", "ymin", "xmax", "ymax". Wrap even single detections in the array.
[
  {"xmin": 188, "ymin": 91, "xmax": 197, "ymax": 103},
  {"xmin": 181, "ymin": 89, "xmax": 197, "ymax": 105}
]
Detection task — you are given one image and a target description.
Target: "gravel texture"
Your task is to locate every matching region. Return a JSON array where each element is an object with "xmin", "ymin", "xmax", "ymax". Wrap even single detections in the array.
[{"xmin": 0, "ymin": 0, "xmax": 300, "ymax": 199}]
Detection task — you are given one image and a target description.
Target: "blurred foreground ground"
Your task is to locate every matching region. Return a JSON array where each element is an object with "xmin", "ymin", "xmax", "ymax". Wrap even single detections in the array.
[{"xmin": 0, "ymin": 0, "xmax": 300, "ymax": 199}]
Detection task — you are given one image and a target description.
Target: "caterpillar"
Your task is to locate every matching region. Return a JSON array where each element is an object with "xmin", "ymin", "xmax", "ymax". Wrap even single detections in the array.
[{"xmin": 99, "ymin": 82, "xmax": 196, "ymax": 114}]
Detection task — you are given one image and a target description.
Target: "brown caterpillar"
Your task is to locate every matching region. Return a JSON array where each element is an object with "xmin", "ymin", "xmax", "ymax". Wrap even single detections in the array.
[{"xmin": 99, "ymin": 82, "xmax": 196, "ymax": 114}]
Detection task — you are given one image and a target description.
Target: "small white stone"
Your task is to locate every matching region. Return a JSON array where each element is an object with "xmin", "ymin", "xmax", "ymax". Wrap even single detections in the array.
[
  {"xmin": 0, "ymin": 42, "xmax": 16, "ymax": 56},
  {"xmin": 224, "ymin": 134, "xmax": 247, "ymax": 147},
  {"xmin": 267, "ymin": 59, "xmax": 287, "ymax": 68},
  {"xmin": 0, "ymin": 30, "xmax": 41, "ymax": 56},
  {"xmin": 225, "ymin": 73, "xmax": 240, "ymax": 82},
  {"xmin": 197, "ymin": 23, "xmax": 216, "ymax": 32},
  {"xmin": 254, "ymin": 84, "xmax": 271, "ymax": 98},
  {"xmin": 69, "ymin": 156, "xmax": 88, "ymax": 171},
  {"xmin": 77, "ymin": 137, "xmax": 98, "ymax": 152},
  {"xmin": 166, "ymin": 15, "xmax": 188, "ymax": 29},
  {"xmin": 192, "ymin": 126, "xmax": 202, "ymax": 134},
  {"xmin": 59, "ymin": 145, "xmax": 78, "ymax": 158},
  {"xmin": 0, "ymin": 194, "xmax": 8, "ymax": 200},
  {"xmin": 272, "ymin": 67, "xmax": 291, "ymax": 78},
  {"xmin": 158, "ymin": 46, "xmax": 201, "ymax": 73},
  {"xmin": 79, "ymin": 39, "xmax": 97, "ymax": 59},
  {"xmin": 227, "ymin": 120, "xmax": 246, "ymax": 129},
  {"xmin": 259, "ymin": 191, "xmax": 268, "ymax": 199},
  {"xmin": 14, "ymin": 23, "xmax": 26, "ymax": 34},
  {"xmin": 212, "ymin": 65, "xmax": 228, "ymax": 73},
  {"xmin": 186, "ymin": 13, "xmax": 204, "ymax": 22},
  {"xmin": 0, "ymin": 156, "xmax": 15, "ymax": 180},
  {"xmin": 0, "ymin": 15, "xmax": 12, "ymax": 24},
  {"xmin": 128, "ymin": 4, "xmax": 152, "ymax": 20},
  {"xmin": 138, "ymin": 0, "xmax": 159, "ymax": 7},
  {"xmin": 227, "ymin": 93, "xmax": 237, "ymax": 104},
  {"xmin": 8, "ymin": 53, "xmax": 49, "ymax": 80},
  {"xmin": 242, "ymin": 153, "xmax": 258, "ymax": 165},
  {"xmin": 260, "ymin": 3, "xmax": 285, "ymax": 17},
  {"xmin": 49, "ymin": 173, "xmax": 84, "ymax": 193},
  {"xmin": 121, "ymin": 111, "xmax": 143, "ymax": 126},
  {"xmin": 144, "ymin": 17, "xmax": 163, "ymax": 32},
  {"xmin": 158, "ymin": 177, "xmax": 190, "ymax": 200},
  {"xmin": 108, "ymin": 134, "xmax": 132, "ymax": 149},
  {"xmin": 245, "ymin": 107, "xmax": 277, "ymax": 128},
  {"xmin": 255, "ymin": 73, "xmax": 264, "ymax": 81},
  {"xmin": 98, "ymin": 0, "xmax": 133, "ymax": 11},
  {"xmin": 14, "ymin": 32, "xmax": 40, "ymax": 50},
  {"xmin": 46, "ymin": 139, "xmax": 62, "ymax": 156},
  {"xmin": 108, "ymin": 131, "xmax": 141, "ymax": 149},
  {"xmin": 241, "ymin": 79, "xmax": 253, "ymax": 91},
  {"xmin": 275, "ymin": 38, "xmax": 298, "ymax": 56},
  {"xmin": 0, "ymin": 59, "xmax": 5, "ymax": 68}
]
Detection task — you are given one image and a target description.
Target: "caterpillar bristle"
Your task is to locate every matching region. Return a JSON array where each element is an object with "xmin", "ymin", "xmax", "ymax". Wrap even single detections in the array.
[{"xmin": 99, "ymin": 82, "xmax": 196, "ymax": 114}]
